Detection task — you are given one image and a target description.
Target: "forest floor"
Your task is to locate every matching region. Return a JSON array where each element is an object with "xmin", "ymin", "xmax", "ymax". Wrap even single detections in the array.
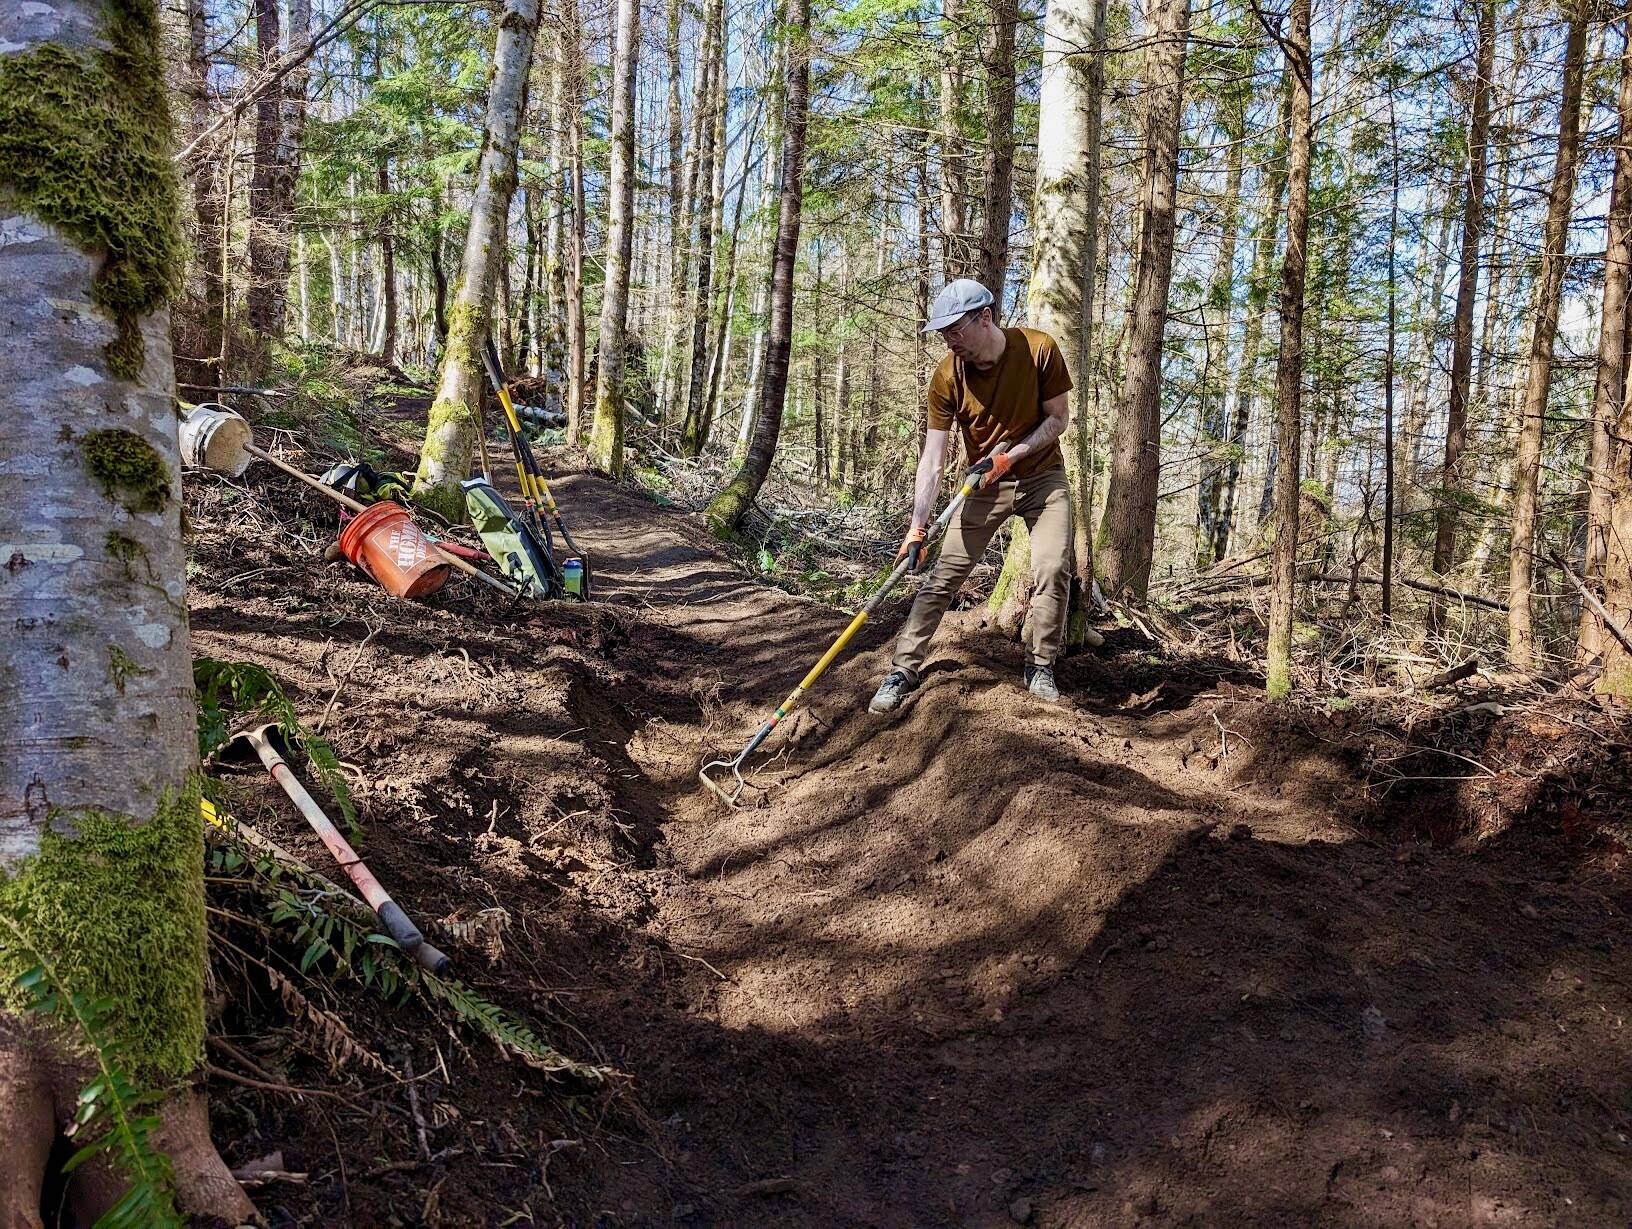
[{"xmin": 184, "ymin": 445, "xmax": 1630, "ymax": 1228}]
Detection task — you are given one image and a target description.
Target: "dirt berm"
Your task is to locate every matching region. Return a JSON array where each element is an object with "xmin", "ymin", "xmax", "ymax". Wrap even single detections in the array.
[{"xmin": 186, "ymin": 458, "xmax": 1630, "ymax": 1227}]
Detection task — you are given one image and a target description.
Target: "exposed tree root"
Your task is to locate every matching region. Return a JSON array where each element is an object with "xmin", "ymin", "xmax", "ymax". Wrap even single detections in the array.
[{"xmin": 0, "ymin": 1020, "xmax": 257, "ymax": 1228}]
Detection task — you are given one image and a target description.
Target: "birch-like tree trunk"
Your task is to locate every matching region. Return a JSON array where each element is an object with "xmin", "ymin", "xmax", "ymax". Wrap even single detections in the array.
[
  {"xmin": 413, "ymin": 0, "xmax": 540, "ymax": 515},
  {"xmin": 1427, "ymin": 0, "xmax": 1495, "ymax": 629},
  {"xmin": 707, "ymin": 0, "xmax": 810, "ymax": 532},
  {"xmin": 589, "ymin": 0, "xmax": 640, "ymax": 474},
  {"xmin": 1265, "ymin": 0, "xmax": 1313, "ymax": 699},
  {"xmin": 1012, "ymin": 0, "xmax": 1104, "ymax": 625},
  {"xmin": 1508, "ymin": 1, "xmax": 1587, "ymax": 668},
  {"xmin": 1096, "ymin": 0, "xmax": 1189, "ymax": 600},
  {"xmin": 0, "ymin": 0, "xmax": 255, "ymax": 1216}
]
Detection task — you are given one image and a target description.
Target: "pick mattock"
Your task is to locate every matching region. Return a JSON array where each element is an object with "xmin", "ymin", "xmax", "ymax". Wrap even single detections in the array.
[
  {"xmin": 480, "ymin": 338, "xmax": 593, "ymax": 598},
  {"xmin": 227, "ymin": 723, "xmax": 450, "ymax": 973},
  {"xmin": 700, "ymin": 446, "xmax": 1008, "ymax": 807}
]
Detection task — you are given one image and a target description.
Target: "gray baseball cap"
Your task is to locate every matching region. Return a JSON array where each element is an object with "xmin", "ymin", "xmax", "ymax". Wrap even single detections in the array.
[{"xmin": 923, "ymin": 278, "xmax": 994, "ymax": 333}]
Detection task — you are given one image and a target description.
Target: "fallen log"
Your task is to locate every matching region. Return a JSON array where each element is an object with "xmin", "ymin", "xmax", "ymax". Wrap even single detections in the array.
[
  {"xmin": 1311, "ymin": 572, "xmax": 1508, "ymax": 612},
  {"xmin": 1417, "ymin": 656, "xmax": 1480, "ymax": 691}
]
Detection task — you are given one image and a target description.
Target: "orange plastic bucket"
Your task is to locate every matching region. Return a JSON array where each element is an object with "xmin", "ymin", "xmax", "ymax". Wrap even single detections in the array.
[{"xmin": 337, "ymin": 501, "xmax": 451, "ymax": 598}]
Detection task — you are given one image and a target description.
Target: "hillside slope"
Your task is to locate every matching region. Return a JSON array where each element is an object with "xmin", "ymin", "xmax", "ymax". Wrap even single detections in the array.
[{"xmin": 188, "ymin": 459, "xmax": 1629, "ymax": 1227}]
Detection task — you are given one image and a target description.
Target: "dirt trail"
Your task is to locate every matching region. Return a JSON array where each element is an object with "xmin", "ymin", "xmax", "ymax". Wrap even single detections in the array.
[
  {"xmin": 186, "ymin": 461, "xmax": 1629, "ymax": 1227},
  {"xmin": 547, "ymin": 471, "xmax": 1629, "ymax": 1227}
]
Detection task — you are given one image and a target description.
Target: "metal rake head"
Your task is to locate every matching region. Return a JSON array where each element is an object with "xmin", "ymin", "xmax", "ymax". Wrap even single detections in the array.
[{"xmin": 698, "ymin": 755, "xmax": 748, "ymax": 808}]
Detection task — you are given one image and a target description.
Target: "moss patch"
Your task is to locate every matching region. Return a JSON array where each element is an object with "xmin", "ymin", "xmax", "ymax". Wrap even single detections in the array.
[
  {"xmin": 0, "ymin": 0, "xmax": 185, "ymax": 380},
  {"xmin": 107, "ymin": 644, "xmax": 150, "ymax": 694},
  {"xmin": 105, "ymin": 530, "xmax": 152, "ymax": 580},
  {"xmin": 83, "ymin": 428, "xmax": 171, "ymax": 513},
  {"xmin": 0, "ymin": 780, "xmax": 207, "ymax": 1083}
]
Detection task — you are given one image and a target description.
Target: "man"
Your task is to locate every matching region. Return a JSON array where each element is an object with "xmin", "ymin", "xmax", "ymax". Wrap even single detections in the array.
[{"xmin": 870, "ymin": 278, "xmax": 1074, "ymax": 713}]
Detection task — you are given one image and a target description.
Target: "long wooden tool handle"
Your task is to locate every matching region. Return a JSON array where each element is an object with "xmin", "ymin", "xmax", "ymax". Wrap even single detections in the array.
[
  {"xmin": 247, "ymin": 441, "xmax": 367, "ymax": 510},
  {"xmin": 244, "ymin": 443, "xmax": 517, "ymax": 598}
]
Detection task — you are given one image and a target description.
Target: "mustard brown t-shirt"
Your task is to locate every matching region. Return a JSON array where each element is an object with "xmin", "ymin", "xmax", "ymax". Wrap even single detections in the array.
[{"xmin": 927, "ymin": 326, "xmax": 1072, "ymax": 479}]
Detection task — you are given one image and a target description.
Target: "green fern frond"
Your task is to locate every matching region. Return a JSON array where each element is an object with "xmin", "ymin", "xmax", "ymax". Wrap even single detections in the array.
[
  {"xmin": 3, "ymin": 920, "xmax": 184, "ymax": 1229},
  {"xmin": 206, "ymin": 824, "xmax": 609, "ymax": 1085}
]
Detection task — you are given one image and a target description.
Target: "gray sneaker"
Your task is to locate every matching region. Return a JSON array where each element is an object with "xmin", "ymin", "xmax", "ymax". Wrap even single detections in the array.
[
  {"xmin": 868, "ymin": 669, "xmax": 919, "ymax": 713},
  {"xmin": 1024, "ymin": 664, "xmax": 1061, "ymax": 703}
]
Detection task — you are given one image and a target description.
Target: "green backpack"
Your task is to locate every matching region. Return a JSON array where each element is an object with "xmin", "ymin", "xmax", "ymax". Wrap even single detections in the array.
[{"xmin": 461, "ymin": 478, "xmax": 563, "ymax": 599}]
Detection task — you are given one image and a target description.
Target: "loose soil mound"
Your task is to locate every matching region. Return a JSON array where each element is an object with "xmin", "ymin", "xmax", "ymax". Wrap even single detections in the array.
[{"xmin": 183, "ymin": 456, "xmax": 1630, "ymax": 1227}]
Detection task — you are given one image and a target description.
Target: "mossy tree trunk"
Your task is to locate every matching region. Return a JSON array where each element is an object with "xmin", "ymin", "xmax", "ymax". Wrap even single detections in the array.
[
  {"xmin": 0, "ymin": 0, "xmax": 254, "ymax": 1219},
  {"xmin": 706, "ymin": 0, "xmax": 811, "ymax": 535},
  {"xmin": 1265, "ymin": 0, "xmax": 1312, "ymax": 700},
  {"xmin": 589, "ymin": 0, "xmax": 640, "ymax": 476},
  {"xmin": 413, "ymin": 0, "xmax": 541, "ymax": 516}
]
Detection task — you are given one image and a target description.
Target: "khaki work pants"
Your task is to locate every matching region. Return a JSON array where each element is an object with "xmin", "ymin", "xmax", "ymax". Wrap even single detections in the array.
[{"xmin": 892, "ymin": 465, "xmax": 1074, "ymax": 676}]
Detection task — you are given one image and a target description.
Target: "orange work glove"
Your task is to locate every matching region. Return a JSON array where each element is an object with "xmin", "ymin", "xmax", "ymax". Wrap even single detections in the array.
[
  {"xmin": 895, "ymin": 525, "xmax": 928, "ymax": 572},
  {"xmin": 967, "ymin": 450, "xmax": 1015, "ymax": 489}
]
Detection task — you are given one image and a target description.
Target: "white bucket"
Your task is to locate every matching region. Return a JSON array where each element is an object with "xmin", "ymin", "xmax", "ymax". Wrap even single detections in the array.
[{"xmin": 179, "ymin": 404, "xmax": 253, "ymax": 477}]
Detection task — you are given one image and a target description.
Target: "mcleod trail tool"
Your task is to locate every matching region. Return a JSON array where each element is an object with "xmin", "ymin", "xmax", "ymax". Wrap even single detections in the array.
[
  {"xmin": 700, "ymin": 447, "xmax": 1008, "ymax": 807},
  {"xmin": 226, "ymin": 724, "xmax": 450, "ymax": 973},
  {"xmin": 481, "ymin": 339, "xmax": 592, "ymax": 598}
]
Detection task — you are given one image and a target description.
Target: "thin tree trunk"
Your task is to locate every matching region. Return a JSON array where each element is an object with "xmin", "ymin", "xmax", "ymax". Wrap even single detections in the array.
[
  {"xmin": 1581, "ymin": 9, "xmax": 1632, "ymax": 668},
  {"xmin": 413, "ymin": 0, "xmax": 541, "ymax": 515},
  {"xmin": 707, "ymin": 0, "xmax": 810, "ymax": 532},
  {"xmin": 1195, "ymin": 80, "xmax": 1249, "ymax": 567},
  {"xmin": 1508, "ymin": 1, "xmax": 1587, "ymax": 668},
  {"xmin": 589, "ymin": 0, "xmax": 641, "ymax": 474},
  {"xmin": 940, "ymin": 0, "xmax": 968, "ymax": 277},
  {"xmin": 682, "ymin": 0, "xmax": 728, "ymax": 454},
  {"xmin": 518, "ymin": 189, "xmax": 538, "ymax": 373},
  {"xmin": 1428, "ymin": 0, "xmax": 1495, "ymax": 628},
  {"xmin": 563, "ymin": 0, "xmax": 588, "ymax": 439},
  {"xmin": 1383, "ymin": 87, "xmax": 1400, "ymax": 621},
  {"xmin": 976, "ymin": 0, "xmax": 1019, "ymax": 296},
  {"xmin": 245, "ymin": 0, "xmax": 281, "ymax": 354},
  {"xmin": 545, "ymin": 34, "xmax": 569, "ymax": 405},
  {"xmin": 1265, "ymin": 0, "xmax": 1312, "ymax": 700},
  {"xmin": 1096, "ymin": 0, "xmax": 1190, "ymax": 600},
  {"xmin": 378, "ymin": 160, "xmax": 398, "ymax": 365},
  {"xmin": 182, "ymin": 0, "xmax": 224, "ymax": 388},
  {"xmin": 1214, "ymin": 73, "xmax": 1290, "ymax": 563}
]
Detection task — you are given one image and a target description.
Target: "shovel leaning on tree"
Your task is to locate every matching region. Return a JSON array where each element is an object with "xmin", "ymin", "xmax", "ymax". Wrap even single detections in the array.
[{"xmin": 228, "ymin": 724, "xmax": 449, "ymax": 973}]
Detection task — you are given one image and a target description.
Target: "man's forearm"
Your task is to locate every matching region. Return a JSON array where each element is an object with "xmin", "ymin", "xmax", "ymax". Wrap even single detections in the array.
[
  {"xmin": 910, "ymin": 451, "xmax": 944, "ymax": 527},
  {"xmin": 1006, "ymin": 406, "xmax": 1069, "ymax": 467}
]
